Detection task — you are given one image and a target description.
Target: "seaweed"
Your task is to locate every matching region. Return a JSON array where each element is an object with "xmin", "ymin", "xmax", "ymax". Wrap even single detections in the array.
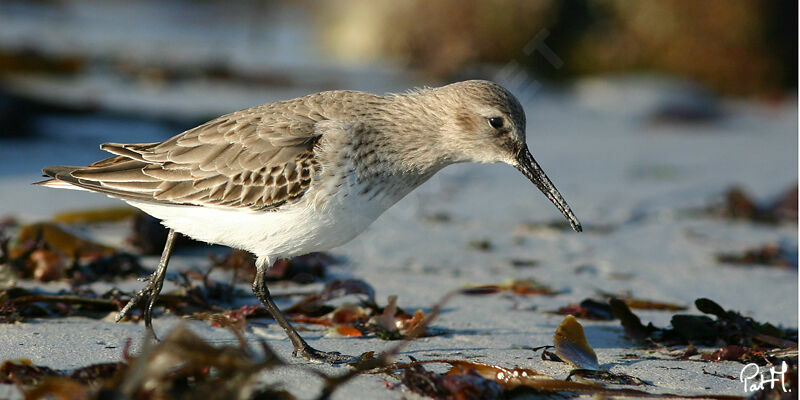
[
  {"xmin": 716, "ymin": 243, "xmax": 797, "ymax": 269},
  {"xmin": 0, "ymin": 286, "xmax": 124, "ymax": 321},
  {"xmin": 398, "ymin": 357, "xmax": 503, "ymax": 400},
  {"xmin": 611, "ymin": 298, "xmax": 798, "ymax": 365},
  {"xmin": 384, "ymin": 358, "xmax": 738, "ymax": 399},
  {"xmin": 2, "ymin": 325, "xmax": 288, "ymax": 400},
  {"xmin": 554, "ymin": 298, "xmax": 615, "ymax": 320},
  {"xmin": 556, "ymin": 294, "xmax": 687, "ymax": 320},
  {"xmin": 463, "ymin": 278, "xmax": 559, "ymax": 296},
  {"xmin": 209, "ymin": 249, "xmax": 336, "ymax": 284},
  {"xmin": 51, "ymin": 207, "xmax": 137, "ymax": 224},
  {"xmin": 284, "ymin": 280, "xmax": 432, "ymax": 340},
  {"xmin": 705, "ymin": 185, "xmax": 798, "ymax": 225},
  {"xmin": 1, "ymin": 222, "xmax": 144, "ymax": 283},
  {"xmin": 553, "ymin": 315, "xmax": 599, "ymax": 370}
]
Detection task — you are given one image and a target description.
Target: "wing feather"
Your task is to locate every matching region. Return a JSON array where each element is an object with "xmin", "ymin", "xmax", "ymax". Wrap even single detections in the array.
[{"xmin": 39, "ymin": 96, "xmax": 328, "ymax": 211}]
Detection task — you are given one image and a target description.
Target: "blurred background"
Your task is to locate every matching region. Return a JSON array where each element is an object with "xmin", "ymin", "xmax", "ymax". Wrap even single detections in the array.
[
  {"xmin": 0, "ymin": 0, "xmax": 797, "ymax": 362},
  {"xmin": 0, "ymin": 2, "xmax": 797, "ymax": 385}
]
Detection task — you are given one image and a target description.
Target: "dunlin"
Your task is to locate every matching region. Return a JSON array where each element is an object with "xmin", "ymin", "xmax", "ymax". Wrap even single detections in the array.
[{"xmin": 38, "ymin": 80, "xmax": 581, "ymax": 362}]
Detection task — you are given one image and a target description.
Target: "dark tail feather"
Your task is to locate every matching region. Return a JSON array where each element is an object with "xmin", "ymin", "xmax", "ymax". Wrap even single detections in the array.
[{"xmin": 35, "ymin": 166, "xmax": 82, "ymax": 188}]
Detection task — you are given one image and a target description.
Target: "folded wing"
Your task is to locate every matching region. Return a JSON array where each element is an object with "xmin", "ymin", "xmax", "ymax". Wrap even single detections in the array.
[{"xmin": 39, "ymin": 100, "xmax": 325, "ymax": 211}]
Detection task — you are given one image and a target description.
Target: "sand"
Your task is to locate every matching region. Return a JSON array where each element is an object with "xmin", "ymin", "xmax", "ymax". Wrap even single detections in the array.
[{"xmin": 0, "ymin": 77, "xmax": 796, "ymax": 399}]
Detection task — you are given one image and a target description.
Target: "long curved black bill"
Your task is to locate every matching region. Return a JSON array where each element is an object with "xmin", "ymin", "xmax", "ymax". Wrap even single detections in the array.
[{"xmin": 515, "ymin": 147, "xmax": 582, "ymax": 232}]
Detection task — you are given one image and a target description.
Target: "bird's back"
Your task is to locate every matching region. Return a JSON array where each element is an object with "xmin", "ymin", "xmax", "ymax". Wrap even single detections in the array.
[
  {"xmin": 37, "ymin": 90, "xmax": 391, "ymax": 211},
  {"xmin": 37, "ymin": 89, "xmax": 437, "ymax": 257}
]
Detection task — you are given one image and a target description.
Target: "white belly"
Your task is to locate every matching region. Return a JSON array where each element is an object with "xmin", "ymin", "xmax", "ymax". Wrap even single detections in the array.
[{"xmin": 127, "ymin": 179, "xmax": 403, "ymax": 260}]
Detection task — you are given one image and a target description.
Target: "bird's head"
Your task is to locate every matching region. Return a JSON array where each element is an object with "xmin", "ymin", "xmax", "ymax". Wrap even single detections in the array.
[{"xmin": 432, "ymin": 80, "xmax": 582, "ymax": 232}]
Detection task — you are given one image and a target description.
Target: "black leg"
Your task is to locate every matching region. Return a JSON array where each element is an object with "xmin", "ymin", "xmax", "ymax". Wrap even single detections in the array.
[
  {"xmin": 116, "ymin": 228, "xmax": 177, "ymax": 340},
  {"xmin": 253, "ymin": 257, "xmax": 353, "ymax": 363}
]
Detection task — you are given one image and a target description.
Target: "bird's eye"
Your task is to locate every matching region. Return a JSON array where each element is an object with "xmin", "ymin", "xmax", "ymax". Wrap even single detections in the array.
[{"xmin": 488, "ymin": 117, "xmax": 504, "ymax": 129}]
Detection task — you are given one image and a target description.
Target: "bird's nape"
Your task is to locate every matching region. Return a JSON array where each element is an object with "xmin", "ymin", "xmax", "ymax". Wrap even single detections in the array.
[{"xmin": 514, "ymin": 147, "xmax": 582, "ymax": 232}]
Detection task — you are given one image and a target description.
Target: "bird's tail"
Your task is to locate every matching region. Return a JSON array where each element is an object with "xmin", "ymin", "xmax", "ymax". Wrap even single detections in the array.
[{"xmin": 35, "ymin": 166, "xmax": 91, "ymax": 192}]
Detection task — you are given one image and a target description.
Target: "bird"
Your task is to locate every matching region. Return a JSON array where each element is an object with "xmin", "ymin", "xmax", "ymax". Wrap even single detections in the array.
[{"xmin": 37, "ymin": 80, "xmax": 582, "ymax": 363}]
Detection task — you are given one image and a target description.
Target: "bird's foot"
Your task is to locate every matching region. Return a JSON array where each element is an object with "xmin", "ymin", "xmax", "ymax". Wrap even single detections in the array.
[
  {"xmin": 115, "ymin": 275, "xmax": 161, "ymax": 340},
  {"xmin": 115, "ymin": 278, "xmax": 152, "ymax": 322},
  {"xmin": 293, "ymin": 345, "xmax": 355, "ymax": 364}
]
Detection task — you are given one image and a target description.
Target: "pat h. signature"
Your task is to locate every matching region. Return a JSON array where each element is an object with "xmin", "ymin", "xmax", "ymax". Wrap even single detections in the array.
[{"xmin": 740, "ymin": 361, "xmax": 790, "ymax": 393}]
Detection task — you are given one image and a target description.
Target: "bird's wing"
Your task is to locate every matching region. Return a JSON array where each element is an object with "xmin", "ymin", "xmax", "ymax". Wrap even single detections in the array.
[{"xmin": 39, "ymin": 99, "xmax": 327, "ymax": 211}]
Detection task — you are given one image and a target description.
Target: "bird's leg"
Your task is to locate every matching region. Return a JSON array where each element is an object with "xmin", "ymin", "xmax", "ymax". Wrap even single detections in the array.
[
  {"xmin": 116, "ymin": 228, "xmax": 177, "ymax": 340},
  {"xmin": 253, "ymin": 257, "xmax": 353, "ymax": 363}
]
